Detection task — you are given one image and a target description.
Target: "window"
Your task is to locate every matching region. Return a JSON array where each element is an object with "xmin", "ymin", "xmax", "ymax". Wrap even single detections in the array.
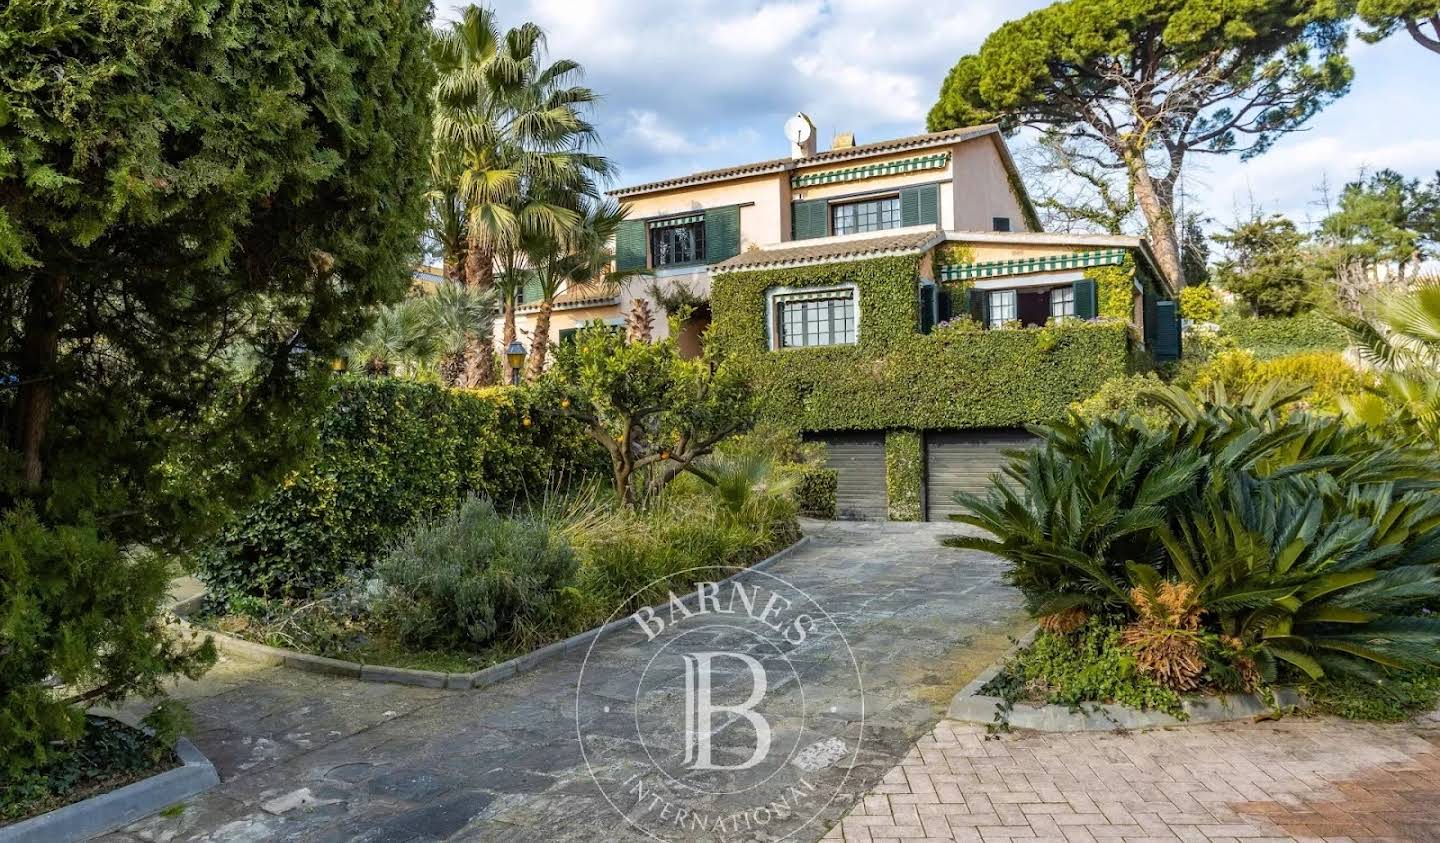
[
  {"xmin": 987, "ymin": 289, "xmax": 1017, "ymax": 328},
  {"xmin": 773, "ymin": 288, "xmax": 857, "ymax": 348},
  {"xmin": 832, "ymin": 196, "xmax": 900, "ymax": 236},
  {"xmin": 992, "ymin": 216, "xmax": 1011, "ymax": 232},
  {"xmin": 650, "ymin": 218, "xmax": 706, "ymax": 267},
  {"xmin": 1049, "ymin": 286, "xmax": 1075, "ymax": 322}
]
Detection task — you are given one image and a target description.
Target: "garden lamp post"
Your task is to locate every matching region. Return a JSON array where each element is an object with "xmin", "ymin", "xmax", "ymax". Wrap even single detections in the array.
[{"xmin": 506, "ymin": 340, "xmax": 526, "ymax": 385}]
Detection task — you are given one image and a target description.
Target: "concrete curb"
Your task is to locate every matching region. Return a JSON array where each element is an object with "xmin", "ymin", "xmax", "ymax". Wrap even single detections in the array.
[
  {"xmin": 947, "ymin": 626, "xmax": 1308, "ymax": 732},
  {"xmin": 0, "ymin": 722, "xmax": 218, "ymax": 843},
  {"xmin": 172, "ymin": 534, "xmax": 812, "ymax": 692}
]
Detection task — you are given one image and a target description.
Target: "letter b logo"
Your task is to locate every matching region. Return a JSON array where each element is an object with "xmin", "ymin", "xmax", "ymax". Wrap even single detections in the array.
[{"xmin": 680, "ymin": 652, "xmax": 771, "ymax": 771}]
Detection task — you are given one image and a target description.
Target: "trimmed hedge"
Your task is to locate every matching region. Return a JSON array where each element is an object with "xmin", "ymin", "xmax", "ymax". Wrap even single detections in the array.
[
  {"xmin": 885, "ymin": 430, "xmax": 923, "ymax": 521},
  {"xmin": 1220, "ymin": 312, "xmax": 1348, "ymax": 359},
  {"xmin": 197, "ymin": 377, "xmax": 603, "ymax": 597}
]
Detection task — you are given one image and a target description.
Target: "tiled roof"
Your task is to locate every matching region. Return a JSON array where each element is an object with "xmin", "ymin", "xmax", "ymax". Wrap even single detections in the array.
[
  {"xmin": 516, "ymin": 283, "xmax": 619, "ymax": 313},
  {"xmin": 712, "ymin": 226, "xmax": 946, "ymax": 273},
  {"xmin": 610, "ymin": 125, "xmax": 999, "ymax": 198}
]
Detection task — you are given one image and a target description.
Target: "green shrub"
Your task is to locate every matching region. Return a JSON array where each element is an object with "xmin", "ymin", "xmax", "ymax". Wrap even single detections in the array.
[
  {"xmin": 984, "ymin": 621, "xmax": 1184, "ymax": 716},
  {"xmin": 374, "ymin": 498, "xmax": 576, "ymax": 651},
  {"xmin": 0, "ymin": 509, "xmax": 215, "ymax": 777},
  {"xmin": 196, "ymin": 378, "xmax": 602, "ymax": 597},
  {"xmin": 788, "ymin": 465, "xmax": 838, "ymax": 518},
  {"xmin": 1178, "ymin": 286, "xmax": 1222, "ymax": 322},
  {"xmin": 1220, "ymin": 312, "xmax": 1348, "ymax": 359},
  {"xmin": 1305, "ymin": 667, "xmax": 1440, "ymax": 722},
  {"xmin": 1069, "ymin": 373, "xmax": 1170, "ymax": 428},
  {"xmin": 2, "ymin": 716, "xmax": 179, "ymax": 823},
  {"xmin": 950, "ymin": 394, "xmax": 1440, "ymax": 684},
  {"xmin": 885, "ymin": 430, "xmax": 923, "ymax": 521},
  {"xmin": 1187, "ymin": 349, "xmax": 1372, "ymax": 414}
]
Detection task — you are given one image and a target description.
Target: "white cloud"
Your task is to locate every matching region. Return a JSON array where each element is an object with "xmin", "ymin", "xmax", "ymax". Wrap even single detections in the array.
[{"xmin": 708, "ymin": 2, "xmax": 824, "ymax": 54}]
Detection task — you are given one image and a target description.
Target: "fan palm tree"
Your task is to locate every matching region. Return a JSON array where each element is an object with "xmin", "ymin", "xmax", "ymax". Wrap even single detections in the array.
[
  {"xmin": 1337, "ymin": 278, "xmax": 1440, "ymax": 444},
  {"xmin": 426, "ymin": 281, "xmax": 496, "ymax": 386},
  {"xmin": 429, "ymin": 6, "xmax": 612, "ymax": 382},
  {"xmin": 348, "ymin": 299, "xmax": 439, "ymax": 378},
  {"xmin": 521, "ymin": 198, "xmax": 648, "ymax": 380}
]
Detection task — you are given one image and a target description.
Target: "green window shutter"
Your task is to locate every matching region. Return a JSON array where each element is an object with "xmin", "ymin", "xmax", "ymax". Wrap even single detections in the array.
[
  {"xmin": 919, "ymin": 283, "xmax": 936, "ymax": 333},
  {"xmin": 616, "ymin": 219, "xmax": 647, "ymax": 271},
  {"xmin": 1143, "ymin": 292, "xmax": 1157, "ymax": 348},
  {"xmin": 558, "ymin": 328, "xmax": 578, "ymax": 346},
  {"xmin": 1072, "ymin": 279, "xmax": 1098, "ymax": 319},
  {"xmin": 937, "ymin": 286, "xmax": 954, "ymax": 323},
  {"xmin": 704, "ymin": 205, "xmax": 740, "ymax": 263},
  {"xmin": 1154, "ymin": 300, "xmax": 1182, "ymax": 361},
  {"xmin": 900, "ymin": 184, "xmax": 939, "ymax": 227},
  {"xmin": 521, "ymin": 274, "xmax": 542, "ymax": 304},
  {"xmin": 791, "ymin": 199, "xmax": 828, "ymax": 240}
]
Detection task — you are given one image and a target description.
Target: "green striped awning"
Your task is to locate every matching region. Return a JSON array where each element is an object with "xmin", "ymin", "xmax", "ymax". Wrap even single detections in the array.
[
  {"xmin": 791, "ymin": 153, "xmax": 950, "ymax": 188},
  {"xmin": 648, "ymin": 213, "xmax": 703, "ymax": 228},
  {"xmin": 938, "ymin": 248, "xmax": 1128, "ymax": 282},
  {"xmin": 772, "ymin": 288, "xmax": 853, "ymax": 304}
]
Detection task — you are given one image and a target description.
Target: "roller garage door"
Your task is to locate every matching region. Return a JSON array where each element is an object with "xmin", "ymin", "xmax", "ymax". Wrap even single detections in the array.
[
  {"xmin": 924, "ymin": 430, "xmax": 1038, "ymax": 522},
  {"xmin": 810, "ymin": 432, "xmax": 887, "ymax": 520}
]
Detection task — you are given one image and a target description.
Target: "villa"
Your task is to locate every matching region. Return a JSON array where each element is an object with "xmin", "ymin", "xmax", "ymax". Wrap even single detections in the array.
[{"xmin": 515, "ymin": 114, "xmax": 1180, "ymax": 520}]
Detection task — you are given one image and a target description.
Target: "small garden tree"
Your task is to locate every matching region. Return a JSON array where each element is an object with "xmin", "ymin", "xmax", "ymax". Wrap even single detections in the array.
[
  {"xmin": 550, "ymin": 325, "xmax": 755, "ymax": 507},
  {"xmin": 1212, "ymin": 211, "xmax": 1316, "ymax": 316}
]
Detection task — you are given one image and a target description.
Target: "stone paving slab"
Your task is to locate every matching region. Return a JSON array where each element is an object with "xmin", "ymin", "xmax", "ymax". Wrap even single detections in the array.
[
  {"xmin": 826, "ymin": 714, "xmax": 1440, "ymax": 843},
  {"xmin": 101, "ymin": 521, "xmax": 1028, "ymax": 842}
]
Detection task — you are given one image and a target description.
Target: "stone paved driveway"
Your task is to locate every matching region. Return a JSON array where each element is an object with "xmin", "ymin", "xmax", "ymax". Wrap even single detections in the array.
[
  {"xmin": 106, "ymin": 521, "xmax": 1027, "ymax": 843},
  {"xmin": 827, "ymin": 713, "xmax": 1440, "ymax": 842}
]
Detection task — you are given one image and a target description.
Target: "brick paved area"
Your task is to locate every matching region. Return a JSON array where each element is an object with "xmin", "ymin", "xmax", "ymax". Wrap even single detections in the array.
[{"xmin": 825, "ymin": 714, "xmax": 1440, "ymax": 843}]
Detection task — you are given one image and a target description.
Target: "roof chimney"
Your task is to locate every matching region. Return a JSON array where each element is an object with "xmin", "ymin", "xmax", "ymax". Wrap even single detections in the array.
[
  {"xmin": 784, "ymin": 112, "xmax": 816, "ymax": 159},
  {"xmin": 830, "ymin": 132, "xmax": 855, "ymax": 150}
]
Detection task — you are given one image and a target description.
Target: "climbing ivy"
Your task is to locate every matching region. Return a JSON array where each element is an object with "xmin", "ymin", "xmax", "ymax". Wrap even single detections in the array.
[
  {"xmin": 884, "ymin": 430, "xmax": 923, "ymax": 521},
  {"xmin": 712, "ymin": 255, "xmax": 1133, "ymax": 432}
]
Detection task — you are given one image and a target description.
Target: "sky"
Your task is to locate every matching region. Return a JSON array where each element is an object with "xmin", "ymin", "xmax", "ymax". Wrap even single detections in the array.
[{"xmin": 439, "ymin": 0, "xmax": 1440, "ymax": 236}]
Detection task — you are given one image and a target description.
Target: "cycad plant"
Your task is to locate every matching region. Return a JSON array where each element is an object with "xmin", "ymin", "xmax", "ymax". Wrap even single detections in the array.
[{"xmin": 949, "ymin": 385, "xmax": 1440, "ymax": 684}]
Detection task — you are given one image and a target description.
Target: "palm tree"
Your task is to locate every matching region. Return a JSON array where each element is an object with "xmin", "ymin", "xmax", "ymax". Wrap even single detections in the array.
[
  {"xmin": 425, "ymin": 180, "xmax": 468, "ymax": 287},
  {"xmin": 429, "ymin": 6, "xmax": 612, "ymax": 383},
  {"xmin": 1337, "ymin": 278, "xmax": 1440, "ymax": 443},
  {"xmin": 426, "ymin": 281, "xmax": 496, "ymax": 386},
  {"xmin": 522, "ymin": 198, "xmax": 648, "ymax": 380},
  {"xmin": 348, "ymin": 299, "xmax": 439, "ymax": 378}
]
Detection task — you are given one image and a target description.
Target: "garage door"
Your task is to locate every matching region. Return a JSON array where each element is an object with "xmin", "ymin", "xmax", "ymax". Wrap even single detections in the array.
[
  {"xmin": 924, "ymin": 430, "xmax": 1038, "ymax": 522},
  {"xmin": 811, "ymin": 433, "xmax": 887, "ymax": 520}
]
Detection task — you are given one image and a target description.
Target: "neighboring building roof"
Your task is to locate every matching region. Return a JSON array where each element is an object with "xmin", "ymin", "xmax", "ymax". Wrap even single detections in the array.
[
  {"xmin": 610, "ymin": 125, "xmax": 1000, "ymax": 198},
  {"xmin": 413, "ymin": 264, "xmax": 445, "ymax": 285},
  {"xmin": 712, "ymin": 226, "xmax": 947, "ymax": 273},
  {"xmin": 515, "ymin": 283, "xmax": 619, "ymax": 313}
]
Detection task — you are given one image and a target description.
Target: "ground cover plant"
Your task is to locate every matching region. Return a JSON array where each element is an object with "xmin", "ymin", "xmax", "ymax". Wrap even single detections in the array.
[{"xmin": 950, "ymin": 383, "xmax": 1440, "ymax": 714}]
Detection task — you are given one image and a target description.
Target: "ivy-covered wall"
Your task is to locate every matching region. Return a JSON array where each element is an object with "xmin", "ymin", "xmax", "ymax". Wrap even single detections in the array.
[
  {"xmin": 884, "ymin": 430, "xmax": 923, "ymax": 521},
  {"xmin": 711, "ymin": 254, "xmax": 1133, "ymax": 432},
  {"xmin": 711, "ymin": 252, "xmax": 1132, "ymax": 520}
]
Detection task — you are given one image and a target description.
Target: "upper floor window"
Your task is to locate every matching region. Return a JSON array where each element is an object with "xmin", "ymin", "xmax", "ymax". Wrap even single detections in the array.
[
  {"xmin": 1049, "ymin": 286, "xmax": 1074, "ymax": 322},
  {"xmin": 987, "ymin": 289, "xmax": 1017, "ymax": 328},
  {"xmin": 992, "ymin": 217, "xmax": 1011, "ymax": 232},
  {"xmin": 772, "ymin": 287, "xmax": 857, "ymax": 349},
  {"xmin": 650, "ymin": 217, "xmax": 706, "ymax": 267},
  {"xmin": 832, "ymin": 196, "xmax": 900, "ymax": 236}
]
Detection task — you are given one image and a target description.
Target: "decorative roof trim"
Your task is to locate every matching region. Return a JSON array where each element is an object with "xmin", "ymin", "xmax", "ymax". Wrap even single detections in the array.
[
  {"xmin": 610, "ymin": 125, "xmax": 997, "ymax": 197},
  {"xmin": 515, "ymin": 294, "xmax": 620, "ymax": 314},
  {"xmin": 938, "ymin": 249, "xmax": 1128, "ymax": 281},
  {"xmin": 711, "ymin": 227, "xmax": 945, "ymax": 274},
  {"xmin": 790, "ymin": 152, "xmax": 950, "ymax": 188}
]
